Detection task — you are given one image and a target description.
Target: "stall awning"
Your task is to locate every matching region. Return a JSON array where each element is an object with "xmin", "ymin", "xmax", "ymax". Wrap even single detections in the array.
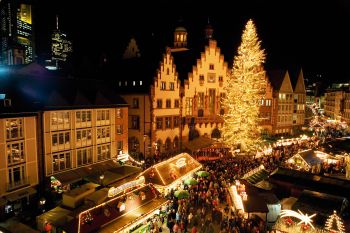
[
  {"xmin": 52, "ymin": 170, "xmax": 82, "ymax": 185},
  {"xmin": 5, "ymin": 187, "xmax": 37, "ymax": 202},
  {"xmin": 182, "ymin": 137, "xmax": 215, "ymax": 151}
]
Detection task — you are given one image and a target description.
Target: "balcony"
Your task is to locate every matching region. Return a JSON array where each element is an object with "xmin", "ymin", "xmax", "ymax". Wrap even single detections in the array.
[{"xmin": 7, "ymin": 176, "xmax": 30, "ymax": 191}]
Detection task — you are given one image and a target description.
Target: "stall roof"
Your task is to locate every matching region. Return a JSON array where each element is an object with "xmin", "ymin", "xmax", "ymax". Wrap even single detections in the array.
[
  {"xmin": 0, "ymin": 218, "xmax": 40, "ymax": 233},
  {"xmin": 36, "ymin": 206, "xmax": 72, "ymax": 230},
  {"xmin": 84, "ymin": 188, "xmax": 109, "ymax": 206},
  {"xmin": 138, "ymin": 153, "xmax": 202, "ymax": 187},
  {"xmin": 4, "ymin": 186, "xmax": 37, "ymax": 202},
  {"xmin": 243, "ymin": 194, "xmax": 269, "ymax": 213},
  {"xmin": 294, "ymin": 149, "xmax": 323, "ymax": 166},
  {"xmin": 259, "ymin": 192, "xmax": 280, "ymax": 205},
  {"xmin": 52, "ymin": 161, "xmax": 141, "ymax": 186},
  {"xmin": 270, "ymin": 168, "xmax": 350, "ymax": 199},
  {"xmin": 99, "ymin": 198, "xmax": 169, "ymax": 233},
  {"xmin": 292, "ymin": 190, "xmax": 349, "ymax": 226},
  {"xmin": 292, "ymin": 190, "xmax": 348, "ymax": 215},
  {"xmin": 244, "ymin": 169, "xmax": 270, "ymax": 185}
]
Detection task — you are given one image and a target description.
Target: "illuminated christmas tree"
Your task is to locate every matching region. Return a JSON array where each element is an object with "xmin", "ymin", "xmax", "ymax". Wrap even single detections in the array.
[
  {"xmin": 222, "ymin": 19, "xmax": 266, "ymax": 153},
  {"xmin": 325, "ymin": 210, "xmax": 345, "ymax": 233}
]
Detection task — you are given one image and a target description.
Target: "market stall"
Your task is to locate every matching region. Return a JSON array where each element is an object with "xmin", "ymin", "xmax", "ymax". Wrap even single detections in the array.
[
  {"xmin": 137, "ymin": 153, "xmax": 202, "ymax": 193},
  {"xmin": 36, "ymin": 206, "xmax": 72, "ymax": 233},
  {"xmin": 287, "ymin": 149, "xmax": 321, "ymax": 173},
  {"xmin": 287, "ymin": 149, "xmax": 339, "ymax": 173},
  {"xmin": 229, "ymin": 180, "xmax": 269, "ymax": 220},
  {"xmin": 70, "ymin": 183, "xmax": 166, "ymax": 233},
  {"xmin": 62, "ymin": 183, "xmax": 99, "ymax": 209}
]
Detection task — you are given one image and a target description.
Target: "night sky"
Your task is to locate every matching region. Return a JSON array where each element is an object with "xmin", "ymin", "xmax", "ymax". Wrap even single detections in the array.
[{"xmin": 34, "ymin": 0, "xmax": 350, "ymax": 81}]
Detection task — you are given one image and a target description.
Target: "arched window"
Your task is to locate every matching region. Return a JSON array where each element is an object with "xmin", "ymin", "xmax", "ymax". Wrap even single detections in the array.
[{"xmin": 211, "ymin": 128, "xmax": 221, "ymax": 139}]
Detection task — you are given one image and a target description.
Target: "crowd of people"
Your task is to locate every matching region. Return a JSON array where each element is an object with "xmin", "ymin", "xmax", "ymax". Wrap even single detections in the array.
[{"xmin": 132, "ymin": 134, "xmax": 349, "ymax": 233}]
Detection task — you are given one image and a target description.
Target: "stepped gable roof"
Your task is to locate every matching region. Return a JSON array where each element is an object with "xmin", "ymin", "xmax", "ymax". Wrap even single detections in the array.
[
  {"xmin": 171, "ymin": 50, "xmax": 196, "ymax": 84},
  {"xmin": 266, "ymin": 69, "xmax": 287, "ymax": 90}
]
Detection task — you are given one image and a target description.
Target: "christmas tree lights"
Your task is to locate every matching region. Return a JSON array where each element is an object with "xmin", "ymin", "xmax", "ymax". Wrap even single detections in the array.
[
  {"xmin": 324, "ymin": 210, "xmax": 345, "ymax": 233},
  {"xmin": 222, "ymin": 19, "xmax": 266, "ymax": 154}
]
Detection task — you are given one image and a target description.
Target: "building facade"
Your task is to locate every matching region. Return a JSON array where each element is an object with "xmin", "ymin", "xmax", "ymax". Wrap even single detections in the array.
[
  {"xmin": 43, "ymin": 107, "xmax": 128, "ymax": 177},
  {"xmin": 151, "ymin": 49, "xmax": 182, "ymax": 156},
  {"xmin": 182, "ymin": 40, "xmax": 228, "ymax": 141},
  {"xmin": 0, "ymin": 114, "xmax": 39, "ymax": 218},
  {"xmin": 122, "ymin": 93, "xmax": 152, "ymax": 159},
  {"xmin": 293, "ymin": 70, "xmax": 306, "ymax": 132},
  {"xmin": 324, "ymin": 91, "xmax": 345, "ymax": 120}
]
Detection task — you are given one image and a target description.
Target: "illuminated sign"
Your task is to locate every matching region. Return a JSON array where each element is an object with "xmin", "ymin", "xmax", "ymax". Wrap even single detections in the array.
[
  {"xmin": 280, "ymin": 209, "xmax": 316, "ymax": 229},
  {"xmin": 108, "ymin": 176, "xmax": 145, "ymax": 197},
  {"xmin": 175, "ymin": 158, "xmax": 186, "ymax": 168}
]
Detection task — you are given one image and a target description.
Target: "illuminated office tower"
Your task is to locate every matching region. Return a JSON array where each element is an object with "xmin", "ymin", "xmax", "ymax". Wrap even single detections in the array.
[
  {"xmin": 0, "ymin": 0, "xmax": 34, "ymax": 65},
  {"xmin": 50, "ymin": 16, "xmax": 72, "ymax": 70}
]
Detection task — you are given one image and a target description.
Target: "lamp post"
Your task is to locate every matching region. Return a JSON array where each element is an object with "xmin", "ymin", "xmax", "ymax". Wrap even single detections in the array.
[
  {"xmin": 143, "ymin": 134, "xmax": 147, "ymax": 160},
  {"xmin": 39, "ymin": 197, "xmax": 46, "ymax": 213},
  {"xmin": 99, "ymin": 173, "xmax": 105, "ymax": 186}
]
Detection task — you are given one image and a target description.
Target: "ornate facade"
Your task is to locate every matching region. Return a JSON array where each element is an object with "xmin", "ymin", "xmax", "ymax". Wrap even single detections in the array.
[{"xmin": 182, "ymin": 40, "xmax": 229, "ymax": 141}]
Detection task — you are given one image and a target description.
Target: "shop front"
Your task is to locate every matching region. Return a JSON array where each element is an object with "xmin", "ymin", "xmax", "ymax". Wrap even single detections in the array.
[{"xmin": 137, "ymin": 153, "xmax": 202, "ymax": 194}]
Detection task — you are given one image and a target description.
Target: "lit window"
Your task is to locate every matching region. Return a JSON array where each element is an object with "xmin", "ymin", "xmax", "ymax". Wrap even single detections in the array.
[
  {"xmin": 174, "ymin": 99, "xmax": 180, "ymax": 108},
  {"xmin": 77, "ymin": 148, "xmax": 92, "ymax": 166},
  {"xmin": 6, "ymin": 119, "xmax": 23, "ymax": 140},
  {"xmin": 7, "ymin": 141, "xmax": 25, "ymax": 165},
  {"xmin": 166, "ymin": 99, "xmax": 171, "ymax": 108},
  {"xmin": 161, "ymin": 82, "xmax": 166, "ymax": 90},
  {"xmin": 52, "ymin": 152, "xmax": 71, "ymax": 172},
  {"xmin": 157, "ymin": 99, "xmax": 163, "ymax": 108},
  {"xmin": 97, "ymin": 144, "xmax": 111, "ymax": 161},
  {"xmin": 156, "ymin": 117, "xmax": 163, "ymax": 129},
  {"xmin": 116, "ymin": 109, "xmax": 123, "ymax": 118}
]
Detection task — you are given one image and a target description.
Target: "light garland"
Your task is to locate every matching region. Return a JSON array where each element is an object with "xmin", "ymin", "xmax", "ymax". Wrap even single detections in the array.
[
  {"xmin": 136, "ymin": 153, "xmax": 202, "ymax": 190},
  {"xmin": 324, "ymin": 210, "xmax": 345, "ymax": 233},
  {"xmin": 115, "ymin": 200, "xmax": 170, "ymax": 233},
  {"xmin": 77, "ymin": 184, "xmax": 149, "ymax": 233},
  {"xmin": 222, "ymin": 19, "xmax": 266, "ymax": 154},
  {"xmin": 280, "ymin": 209, "xmax": 316, "ymax": 229}
]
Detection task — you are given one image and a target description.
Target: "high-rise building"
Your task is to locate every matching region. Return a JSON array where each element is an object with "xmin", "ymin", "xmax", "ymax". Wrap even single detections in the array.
[
  {"xmin": 49, "ymin": 16, "xmax": 72, "ymax": 70},
  {"xmin": 0, "ymin": 0, "xmax": 34, "ymax": 65}
]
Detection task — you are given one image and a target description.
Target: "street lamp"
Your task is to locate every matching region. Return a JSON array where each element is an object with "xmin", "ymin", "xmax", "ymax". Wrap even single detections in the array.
[
  {"xmin": 99, "ymin": 173, "xmax": 105, "ymax": 186},
  {"xmin": 39, "ymin": 197, "xmax": 46, "ymax": 213}
]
